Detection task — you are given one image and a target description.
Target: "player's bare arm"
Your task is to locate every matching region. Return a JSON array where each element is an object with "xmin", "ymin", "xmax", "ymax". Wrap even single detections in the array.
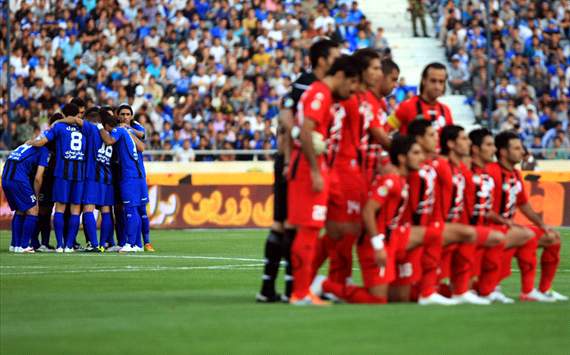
[
  {"xmin": 299, "ymin": 118, "xmax": 322, "ymax": 192},
  {"xmin": 362, "ymin": 198, "xmax": 387, "ymax": 267}
]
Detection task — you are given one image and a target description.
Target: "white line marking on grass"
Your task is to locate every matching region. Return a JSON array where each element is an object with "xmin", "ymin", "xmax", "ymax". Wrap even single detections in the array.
[
  {"xmin": 62, "ymin": 254, "xmax": 265, "ymax": 262},
  {"xmin": 0, "ymin": 263, "xmax": 264, "ymax": 276}
]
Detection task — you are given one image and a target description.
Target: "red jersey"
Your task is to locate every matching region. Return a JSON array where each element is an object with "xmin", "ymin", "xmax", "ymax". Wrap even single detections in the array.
[
  {"xmin": 331, "ymin": 95, "xmax": 361, "ymax": 167},
  {"xmin": 369, "ymin": 173, "xmax": 410, "ymax": 240},
  {"xmin": 296, "ymin": 80, "xmax": 336, "ymax": 136},
  {"xmin": 291, "ymin": 81, "xmax": 335, "ymax": 176},
  {"xmin": 487, "ymin": 162, "xmax": 529, "ymax": 220},
  {"xmin": 388, "ymin": 96, "xmax": 453, "ymax": 135},
  {"xmin": 465, "ymin": 163, "xmax": 495, "ymax": 225},
  {"xmin": 407, "ymin": 158, "xmax": 440, "ymax": 226},
  {"xmin": 358, "ymin": 91, "xmax": 389, "ymax": 184},
  {"xmin": 435, "ymin": 157, "xmax": 469, "ymax": 223}
]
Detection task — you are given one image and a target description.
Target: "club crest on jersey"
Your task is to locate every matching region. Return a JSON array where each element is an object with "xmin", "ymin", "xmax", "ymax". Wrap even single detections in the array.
[
  {"xmin": 377, "ymin": 186, "xmax": 388, "ymax": 197},
  {"xmin": 310, "ymin": 99, "xmax": 321, "ymax": 111}
]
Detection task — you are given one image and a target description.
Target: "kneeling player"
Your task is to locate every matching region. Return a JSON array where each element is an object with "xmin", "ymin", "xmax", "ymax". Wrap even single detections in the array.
[
  {"xmin": 312, "ymin": 136, "xmax": 438, "ymax": 304},
  {"xmin": 2, "ymin": 143, "xmax": 50, "ymax": 253},
  {"xmin": 488, "ymin": 131, "xmax": 567, "ymax": 302}
]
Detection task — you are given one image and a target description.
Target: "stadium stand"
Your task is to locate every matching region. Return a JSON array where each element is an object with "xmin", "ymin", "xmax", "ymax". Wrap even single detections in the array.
[
  {"xmin": 431, "ymin": 0, "xmax": 569, "ymax": 158},
  {"xmin": 0, "ymin": 0, "xmax": 391, "ymax": 160}
]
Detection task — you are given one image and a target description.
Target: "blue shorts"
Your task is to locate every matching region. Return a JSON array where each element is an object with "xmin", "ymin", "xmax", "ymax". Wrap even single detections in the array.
[
  {"xmin": 52, "ymin": 177, "xmax": 84, "ymax": 205},
  {"xmin": 119, "ymin": 178, "xmax": 149, "ymax": 207},
  {"xmin": 83, "ymin": 180, "xmax": 115, "ymax": 206},
  {"xmin": 1, "ymin": 179, "xmax": 36, "ymax": 212}
]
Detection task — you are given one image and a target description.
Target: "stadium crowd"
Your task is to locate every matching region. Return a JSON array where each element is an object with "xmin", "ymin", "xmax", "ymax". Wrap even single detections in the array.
[
  {"xmin": 0, "ymin": 0, "xmax": 392, "ymax": 161},
  {"xmin": 433, "ymin": 0, "xmax": 570, "ymax": 158}
]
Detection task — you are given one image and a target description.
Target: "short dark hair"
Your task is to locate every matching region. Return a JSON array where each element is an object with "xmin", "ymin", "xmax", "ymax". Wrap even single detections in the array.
[
  {"xmin": 381, "ymin": 58, "xmax": 400, "ymax": 75},
  {"xmin": 309, "ymin": 39, "xmax": 339, "ymax": 69},
  {"xmin": 70, "ymin": 97, "xmax": 86, "ymax": 109},
  {"xmin": 101, "ymin": 105, "xmax": 115, "ymax": 115},
  {"xmin": 419, "ymin": 62, "xmax": 447, "ymax": 94},
  {"xmin": 62, "ymin": 103, "xmax": 79, "ymax": 117},
  {"xmin": 101, "ymin": 110, "xmax": 118, "ymax": 128},
  {"xmin": 440, "ymin": 124, "xmax": 464, "ymax": 155},
  {"xmin": 495, "ymin": 131, "xmax": 520, "ymax": 159},
  {"xmin": 326, "ymin": 54, "xmax": 360, "ymax": 78},
  {"xmin": 117, "ymin": 104, "xmax": 133, "ymax": 116},
  {"xmin": 469, "ymin": 128, "xmax": 493, "ymax": 149},
  {"xmin": 353, "ymin": 48, "xmax": 380, "ymax": 75},
  {"xmin": 49, "ymin": 112, "xmax": 64, "ymax": 125},
  {"xmin": 390, "ymin": 135, "xmax": 416, "ymax": 166},
  {"xmin": 85, "ymin": 106, "xmax": 101, "ymax": 122},
  {"xmin": 407, "ymin": 119, "xmax": 432, "ymax": 138}
]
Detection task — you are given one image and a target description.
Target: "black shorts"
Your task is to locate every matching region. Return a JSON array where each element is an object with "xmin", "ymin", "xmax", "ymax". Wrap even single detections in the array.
[
  {"xmin": 38, "ymin": 176, "xmax": 54, "ymax": 208},
  {"xmin": 273, "ymin": 153, "xmax": 287, "ymax": 223}
]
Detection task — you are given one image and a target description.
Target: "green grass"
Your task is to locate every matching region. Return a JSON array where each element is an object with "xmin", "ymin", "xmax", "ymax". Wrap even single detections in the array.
[{"xmin": 1, "ymin": 229, "xmax": 569, "ymax": 355}]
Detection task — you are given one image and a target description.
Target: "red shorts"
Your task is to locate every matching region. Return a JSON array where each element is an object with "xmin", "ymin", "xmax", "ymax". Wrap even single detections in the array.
[
  {"xmin": 358, "ymin": 226, "xmax": 410, "ymax": 288},
  {"xmin": 327, "ymin": 163, "xmax": 366, "ymax": 223},
  {"xmin": 287, "ymin": 158, "xmax": 330, "ymax": 229}
]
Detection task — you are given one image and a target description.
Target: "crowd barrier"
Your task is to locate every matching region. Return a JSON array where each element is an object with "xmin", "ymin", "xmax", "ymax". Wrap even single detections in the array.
[{"xmin": 0, "ymin": 164, "xmax": 569, "ymax": 229}]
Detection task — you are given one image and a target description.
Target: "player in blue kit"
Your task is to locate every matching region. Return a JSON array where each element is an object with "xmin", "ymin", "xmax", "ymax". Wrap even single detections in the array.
[
  {"xmin": 98, "ymin": 108, "xmax": 147, "ymax": 253},
  {"xmin": 1, "ymin": 143, "xmax": 50, "ymax": 253},
  {"xmin": 116, "ymin": 104, "xmax": 155, "ymax": 252},
  {"xmin": 56, "ymin": 107, "xmax": 119, "ymax": 252},
  {"xmin": 29, "ymin": 103, "xmax": 85, "ymax": 253}
]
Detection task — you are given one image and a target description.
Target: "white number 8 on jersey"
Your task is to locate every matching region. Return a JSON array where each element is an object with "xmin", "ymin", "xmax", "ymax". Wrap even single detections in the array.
[{"xmin": 70, "ymin": 132, "xmax": 83, "ymax": 151}]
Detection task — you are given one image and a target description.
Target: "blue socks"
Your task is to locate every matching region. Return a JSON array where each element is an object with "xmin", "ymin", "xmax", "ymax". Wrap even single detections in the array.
[
  {"xmin": 138, "ymin": 205, "xmax": 150, "ymax": 245},
  {"xmin": 124, "ymin": 206, "xmax": 140, "ymax": 247},
  {"xmin": 53, "ymin": 212, "xmax": 65, "ymax": 248},
  {"xmin": 11, "ymin": 214, "xmax": 25, "ymax": 248},
  {"xmin": 64, "ymin": 214, "xmax": 80, "ymax": 249},
  {"xmin": 100, "ymin": 212, "xmax": 114, "ymax": 247},
  {"xmin": 20, "ymin": 215, "xmax": 38, "ymax": 249},
  {"xmin": 83, "ymin": 212, "xmax": 98, "ymax": 248}
]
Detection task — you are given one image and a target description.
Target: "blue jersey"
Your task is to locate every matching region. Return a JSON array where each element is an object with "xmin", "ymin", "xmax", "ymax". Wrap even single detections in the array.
[
  {"xmin": 83, "ymin": 121, "xmax": 114, "ymax": 184},
  {"xmin": 43, "ymin": 123, "xmax": 86, "ymax": 181},
  {"xmin": 111, "ymin": 127, "xmax": 144, "ymax": 180},
  {"xmin": 128, "ymin": 123, "xmax": 147, "ymax": 177},
  {"xmin": 1, "ymin": 144, "xmax": 50, "ymax": 183}
]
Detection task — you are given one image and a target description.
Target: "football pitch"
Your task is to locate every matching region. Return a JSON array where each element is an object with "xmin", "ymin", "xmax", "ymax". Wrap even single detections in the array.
[{"xmin": 1, "ymin": 229, "xmax": 569, "ymax": 355}]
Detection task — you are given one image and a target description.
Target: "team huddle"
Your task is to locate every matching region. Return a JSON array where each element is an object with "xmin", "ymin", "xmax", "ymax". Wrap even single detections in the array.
[
  {"xmin": 2, "ymin": 99, "xmax": 154, "ymax": 254},
  {"xmin": 258, "ymin": 39, "xmax": 567, "ymax": 305}
]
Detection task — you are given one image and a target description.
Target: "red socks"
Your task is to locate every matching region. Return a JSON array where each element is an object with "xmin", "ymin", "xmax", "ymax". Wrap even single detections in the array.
[
  {"xmin": 539, "ymin": 243, "xmax": 561, "ymax": 292},
  {"xmin": 291, "ymin": 227, "xmax": 320, "ymax": 299},
  {"xmin": 478, "ymin": 244, "xmax": 504, "ymax": 296},
  {"xmin": 419, "ymin": 226, "xmax": 443, "ymax": 297},
  {"xmin": 451, "ymin": 243, "xmax": 476, "ymax": 295},
  {"xmin": 323, "ymin": 279, "xmax": 386, "ymax": 304},
  {"xmin": 311, "ymin": 234, "xmax": 331, "ymax": 281},
  {"xmin": 328, "ymin": 233, "xmax": 356, "ymax": 284},
  {"xmin": 515, "ymin": 236, "xmax": 539, "ymax": 294}
]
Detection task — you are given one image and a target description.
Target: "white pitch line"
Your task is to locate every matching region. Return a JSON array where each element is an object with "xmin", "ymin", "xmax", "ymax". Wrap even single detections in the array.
[
  {"xmin": 0, "ymin": 263, "xmax": 264, "ymax": 276},
  {"xmin": 57, "ymin": 254, "xmax": 265, "ymax": 262}
]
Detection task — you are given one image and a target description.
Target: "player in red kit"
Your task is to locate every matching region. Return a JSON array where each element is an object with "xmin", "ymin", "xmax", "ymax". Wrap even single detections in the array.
[
  {"xmin": 466, "ymin": 128, "xmax": 533, "ymax": 303},
  {"xmin": 437, "ymin": 125, "xmax": 507, "ymax": 305},
  {"xmin": 287, "ymin": 55, "xmax": 361, "ymax": 305},
  {"xmin": 488, "ymin": 131, "xmax": 567, "ymax": 302},
  {"xmin": 386, "ymin": 62, "xmax": 453, "ymax": 136},
  {"xmin": 311, "ymin": 136, "xmax": 432, "ymax": 304},
  {"xmin": 396, "ymin": 120, "xmax": 455, "ymax": 305},
  {"xmin": 312, "ymin": 50, "xmax": 398, "ymax": 291}
]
